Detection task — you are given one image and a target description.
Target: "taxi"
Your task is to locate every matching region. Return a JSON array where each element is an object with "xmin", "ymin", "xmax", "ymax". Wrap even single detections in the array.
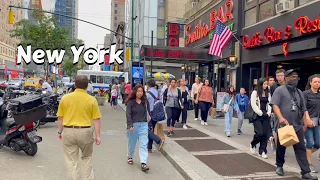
[{"xmin": 24, "ymin": 77, "xmax": 42, "ymax": 89}]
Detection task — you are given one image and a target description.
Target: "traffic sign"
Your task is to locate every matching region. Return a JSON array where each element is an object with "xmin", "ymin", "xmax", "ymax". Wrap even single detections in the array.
[{"xmin": 126, "ymin": 43, "xmax": 139, "ymax": 48}]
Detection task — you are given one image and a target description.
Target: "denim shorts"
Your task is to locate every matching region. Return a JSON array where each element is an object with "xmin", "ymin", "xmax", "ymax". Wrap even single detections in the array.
[{"xmin": 305, "ymin": 126, "xmax": 320, "ymax": 150}]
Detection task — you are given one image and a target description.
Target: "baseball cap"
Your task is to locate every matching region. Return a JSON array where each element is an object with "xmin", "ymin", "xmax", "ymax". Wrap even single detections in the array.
[{"xmin": 285, "ymin": 68, "xmax": 300, "ymax": 77}]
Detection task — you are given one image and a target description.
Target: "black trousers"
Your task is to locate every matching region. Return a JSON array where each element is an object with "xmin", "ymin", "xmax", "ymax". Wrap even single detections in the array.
[
  {"xmin": 166, "ymin": 107, "xmax": 180, "ymax": 127},
  {"xmin": 194, "ymin": 94, "xmax": 199, "ymax": 119},
  {"xmin": 276, "ymin": 127, "xmax": 310, "ymax": 175},
  {"xmin": 251, "ymin": 116, "xmax": 270, "ymax": 155},
  {"xmin": 181, "ymin": 102, "xmax": 189, "ymax": 124},
  {"xmin": 199, "ymin": 101, "xmax": 212, "ymax": 122}
]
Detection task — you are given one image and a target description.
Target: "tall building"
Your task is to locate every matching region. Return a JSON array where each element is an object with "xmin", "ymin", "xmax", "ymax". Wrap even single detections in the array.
[
  {"xmin": 111, "ymin": 0, "xmax": 125, "ymax": 31},
  {"xmin": 104, "ymin": 34, "xmax": 112, "ymax": 48},
  {"xmin": 54, "ymin": 0, "xmax": 67, "ymax": 26},
  {"xmin": 0, "ymin": 0, "xmax": 25, "ymax": 79},
  {"xmin": 65, "ymin": 0, "xmax": 78, "ymax": 39}
]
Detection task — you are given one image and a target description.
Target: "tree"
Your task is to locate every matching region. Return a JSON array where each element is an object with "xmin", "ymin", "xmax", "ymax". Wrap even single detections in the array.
[{"xmin": 10, "ymin": 15, "xmax": 84, "ymax": 77}]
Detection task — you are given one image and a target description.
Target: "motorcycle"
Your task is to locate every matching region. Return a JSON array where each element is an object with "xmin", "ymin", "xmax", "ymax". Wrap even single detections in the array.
[{"xmin": 0, "ymin": 98, "xmax": 43, "ymax": 156}]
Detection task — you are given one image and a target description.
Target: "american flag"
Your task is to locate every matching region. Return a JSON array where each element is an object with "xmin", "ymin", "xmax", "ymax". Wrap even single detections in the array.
[{"xmin": 208, "ymin": 20, "xmax": 233, "ymax": 57}]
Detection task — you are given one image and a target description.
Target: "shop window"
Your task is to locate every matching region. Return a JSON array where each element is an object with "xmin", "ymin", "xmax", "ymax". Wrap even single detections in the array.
[
  {"xmin": 259, "ymin": 0, "xmax": 274, "ymax": 21},
  {"xmin": 245, "ymin": 8, "xmax": 257, "ymax": 26},
  {"xmin": 299, "ymin": 0, "xmax": 315, "ymax": 5}
]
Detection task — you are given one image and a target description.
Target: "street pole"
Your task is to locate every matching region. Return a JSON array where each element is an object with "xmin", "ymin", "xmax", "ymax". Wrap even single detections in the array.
[
  {"xmin": 150, "ymin": 30, "xmax": 153, "ymax": 80},
  {"xmin": 130, "ymin": 0, "xmax": 134, "ymax": 86}
]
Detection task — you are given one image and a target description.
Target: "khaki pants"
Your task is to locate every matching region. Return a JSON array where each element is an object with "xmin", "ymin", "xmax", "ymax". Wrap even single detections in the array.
[{"xmin": 62, "ymin": 128, "xmax": 95, "ymax": 180}]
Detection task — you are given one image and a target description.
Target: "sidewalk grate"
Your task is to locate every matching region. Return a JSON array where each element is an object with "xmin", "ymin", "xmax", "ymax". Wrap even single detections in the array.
[
  {"xmin": 195, "ymin": 153, "xmax": 275, "ymax": 176},
  {"xmin": 165, "ymin": 129, "xmax": 209, "ymax": 138},
  {"xmin": 175, "ymin": 139, "xmax": 236, "ymax": 151}
]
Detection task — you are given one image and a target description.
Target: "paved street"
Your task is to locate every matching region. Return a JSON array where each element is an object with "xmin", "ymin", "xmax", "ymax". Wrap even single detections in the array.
[{"xmin": 0, "ymin": 104, "xmax": 184, "ymax": 180}]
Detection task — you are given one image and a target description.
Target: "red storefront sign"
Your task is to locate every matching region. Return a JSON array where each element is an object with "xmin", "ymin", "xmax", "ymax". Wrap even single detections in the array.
[
  {"xmin": 167, "ymin": 23, "xmax": 180, "ymax": 47},
  {"xmin": 146, "ymin": 49, "xmax": 198, "ymax": 59},
  {"xmin": 243, "ymin": 15, "xmax": 320, "ymax": 49},
  {"xmin": 185, "ymin": 0, "xmax": 234, "ymax": 46}
]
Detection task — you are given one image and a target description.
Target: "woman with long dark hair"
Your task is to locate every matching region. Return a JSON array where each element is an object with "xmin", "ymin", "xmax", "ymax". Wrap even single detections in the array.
[
  {"xmin": 303, "ymin": 75, "xmax": 320, "ymax": 173},
  {"xmin": 178, "ymin": 79, "xmax": 190, "ymax": 129},
  {"xmin": 221, "ymin": 85, "xmax": 240, "ymax": 137},
  {"xmin": 125, "ymin": 85, "xmax": 150, "ymax": 171},
  {"xmin": 163, "ymin": 78, "xmax": 183, "ymax": 136},
  {"xmin": 249, "ymin": 78, "xmax": 272, "ymax": 159},
  {"xmin": 195, "ymin": 79, "xmax": 214, "ymax": 126}
]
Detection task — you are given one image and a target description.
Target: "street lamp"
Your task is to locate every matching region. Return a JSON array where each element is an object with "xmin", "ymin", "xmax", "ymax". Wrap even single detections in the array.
[
  {"xmin": 229, "ymin": 55, "xmax": 237, "ymax": 64},
  {"xmin": 181, "ymin": 65, "xmax": 185, "ymax": 70}
]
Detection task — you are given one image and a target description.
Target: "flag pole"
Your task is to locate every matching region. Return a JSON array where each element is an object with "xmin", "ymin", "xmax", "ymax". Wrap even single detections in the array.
[{"xmin": 231, "ymin": 33, "xmax": 244, "ymax": 47}]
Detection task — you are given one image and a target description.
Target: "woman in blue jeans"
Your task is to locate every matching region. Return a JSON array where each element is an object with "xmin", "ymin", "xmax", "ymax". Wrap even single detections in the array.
[
  {"xmin": 221, "ymin": 85, "xmax": 240, "ymax": 137},
  {"xmin": 125, "ymin": 85, "xmax": 149, "ymax": 171},
  {"xmin": 303, "ymin": 75, "xmax": 320, "ymax": 173}
]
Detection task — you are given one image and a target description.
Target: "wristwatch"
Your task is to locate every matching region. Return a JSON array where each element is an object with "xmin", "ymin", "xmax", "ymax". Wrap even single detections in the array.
[{"xmin": 58, "ymin": 131, "xmax": 62, "ymax": 135}]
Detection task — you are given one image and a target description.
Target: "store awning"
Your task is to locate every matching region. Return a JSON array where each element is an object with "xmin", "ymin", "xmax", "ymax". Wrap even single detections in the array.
[{"xmin": 140, "ymin": 45, "xmax": 213, "ymax": 63}]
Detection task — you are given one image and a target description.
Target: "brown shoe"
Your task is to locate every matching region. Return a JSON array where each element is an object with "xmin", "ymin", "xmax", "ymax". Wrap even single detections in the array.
[{"xmin": 148, "ymin": 149, "xmax": 152, "ymax": 153}]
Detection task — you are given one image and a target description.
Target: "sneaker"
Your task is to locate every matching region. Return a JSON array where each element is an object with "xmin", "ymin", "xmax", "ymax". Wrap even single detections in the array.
[
  {"xmin": 250, "ymin": 144, "xmax": 256, "ymax": 154},
  {"xmin": 183, "ymin": 124, "xmax": 188, "ymax": 129},
  {"xmin": 310, "ymin": 164, "xmax": 318, "ymax": 173},
  {"xmin": 148, "ymin": 149, "xmax": 152, "ymax": 153},
  {"xmin": 201, "ymin": 121, "xmax": 205, "ymax": 125},
  {"xmin": 226, "ymin": 132, "xmax": 231, "ymax": 137},
  {"xmin": 204, "ymin": 122, "xmax": 208, "ymax": 126},
  {"xmin": 194, "ymin": 118, "xmax": 198, "ymax": 121},
  {"xmin": 237, "ymin": 129, "xmax": 242, "ymax": 135},
  {"xmin": 141, "ymin": 163, "xmax": 150, "ymax": 171},
  {"xmin": 261, "ymin": 152, "xmax": 268, "ymax": 159},
  {"xmin": 301, "ymin": 173, "xmax": 318, "ymax": 180},
  {"xmin": 167, "ymin": 132, "xmax": 173, "ymax": 137}
]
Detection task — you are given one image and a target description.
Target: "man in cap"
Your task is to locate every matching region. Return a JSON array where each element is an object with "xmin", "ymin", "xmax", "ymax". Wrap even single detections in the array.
[{"xmin": 270, "ymin": 69, "xmax": 317, "ymax": 179}]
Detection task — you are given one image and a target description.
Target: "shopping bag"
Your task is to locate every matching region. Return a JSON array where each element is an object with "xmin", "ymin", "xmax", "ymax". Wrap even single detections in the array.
[
  {"xmin": 278, "ymin": 125, "xmax": 299, "ymax": 147},
  {"xmin": 209, "ymin": 107, "xmax": 216, "ymax": 118},
  {"xmin": 154, "ymin": 123, "xmax": 165, "ymax": 141}
]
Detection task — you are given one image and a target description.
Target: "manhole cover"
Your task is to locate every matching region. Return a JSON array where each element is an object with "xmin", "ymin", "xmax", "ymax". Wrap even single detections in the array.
[
  {"xmin": 165, "ymin": 129, "xmax": 209, "ymax": 138},
  {"xmin": 195, "ymin": 153, "xmax": 275, "ymax": 176},
  {"xmin": 175, "ymin": 139, "xmax": 236, "ymax": 151}
]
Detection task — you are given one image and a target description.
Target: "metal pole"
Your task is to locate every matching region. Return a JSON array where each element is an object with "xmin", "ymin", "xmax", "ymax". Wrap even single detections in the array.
[
  {"xmin": 130, "ymin": 0, "xmax": 134, "ymax": 87},
  {"xmin": 150, "ymin": 30, "xmax": 153, "ymax": 79}
]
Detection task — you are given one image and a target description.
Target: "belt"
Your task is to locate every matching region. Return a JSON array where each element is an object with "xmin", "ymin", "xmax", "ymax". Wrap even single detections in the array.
[{"xmin": 64, "ymin": 125, "xmax": 91, "ymax": 129}]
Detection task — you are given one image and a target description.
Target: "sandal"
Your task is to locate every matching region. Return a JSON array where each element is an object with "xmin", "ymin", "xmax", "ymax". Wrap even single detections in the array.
[
  {"xmin": 141, "ymin": 163, "xmax": 149, "ymax": 171},
  {"xmin": 127, "ymin": 158, "xmax": 133, "ymax": 165}
]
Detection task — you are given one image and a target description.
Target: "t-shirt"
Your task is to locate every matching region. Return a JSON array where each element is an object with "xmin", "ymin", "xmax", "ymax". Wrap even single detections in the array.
[
  {"xmin": 42, "ymin": 82, "xmax": 53, "ymax": 92},
  {"xmin": 125, "ymin": 84, "xmax": 131, "ymax": 95},
  {"xmin": 303, "ymin": 89, "xmax": 320, "ymax": 118},
  {"xmin": 166, "ymin": 88, "xmax": 179, "ymax": 107},
  {"xmin": 111, "ymin": 89, "xmax": 117, "ymax": 98},
  {"xmin": 270, "ymin": 85, "xmax": 307, "ymax": 131}
]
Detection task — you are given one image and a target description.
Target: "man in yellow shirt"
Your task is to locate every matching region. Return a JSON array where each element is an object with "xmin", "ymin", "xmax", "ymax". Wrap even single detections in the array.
[{"xmin": 57, "ymin": 75, "xmax": 101, "ymax": 180}]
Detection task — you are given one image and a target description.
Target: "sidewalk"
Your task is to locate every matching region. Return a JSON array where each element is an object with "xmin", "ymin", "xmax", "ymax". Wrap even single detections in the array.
[{"xmin": 119, "ymin": 100, "xmax": 320, "ymax": 179}]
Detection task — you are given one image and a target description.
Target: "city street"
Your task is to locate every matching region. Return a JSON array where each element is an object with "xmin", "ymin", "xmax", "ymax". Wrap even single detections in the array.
[{"xmin": 0, "ymin": 105, "xmax": 183, "ymax": 180}]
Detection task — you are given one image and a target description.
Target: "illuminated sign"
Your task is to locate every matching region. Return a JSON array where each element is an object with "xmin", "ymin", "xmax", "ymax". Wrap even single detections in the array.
[
  {"xmin": 167, "ymin": 23, "xmax": 180, "ymax": 47},
  {"xmin": 243, "ymin": 15, "xmax": 320, "ymax": 49},
  {"xmin": 282, "ymin": 42, "xmax": 289, "ymax": 57},
  {"xmin": 185, "ymin": 0, "xmax": 234, "ymax": 46}
]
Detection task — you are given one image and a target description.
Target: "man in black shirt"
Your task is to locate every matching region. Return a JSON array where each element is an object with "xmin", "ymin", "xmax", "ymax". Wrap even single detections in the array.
[{"xmin": 271, "ymin": 69, "xmax": 317, "ymax": 180}]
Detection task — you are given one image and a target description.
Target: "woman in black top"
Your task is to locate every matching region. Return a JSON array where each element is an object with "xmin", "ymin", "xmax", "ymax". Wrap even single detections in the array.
[
  {"xmin": 179, "ymin": 79, "xmax": 190, "ymax": 129},
  {"xmin": 303, "ymin": 75, "xmax": 320, "ymax": 173},
  {"xmin": 250, "ymin": 78, "xmax": 272, "ymax": 159},
  {"xmin": 125, "ymin": 85, "xmax": 150, "ymax": 171}
]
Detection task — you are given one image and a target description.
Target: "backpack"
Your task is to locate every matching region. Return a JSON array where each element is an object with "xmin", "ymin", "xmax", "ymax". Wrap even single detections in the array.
[{"xmin": 147, "ymin": 91, "xmax": 165, "ymax": 122}]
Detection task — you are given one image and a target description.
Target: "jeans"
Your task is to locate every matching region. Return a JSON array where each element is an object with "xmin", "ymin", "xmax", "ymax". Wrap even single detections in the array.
[
  {"xmin": 127, "ymin": 122, "xmax": 148, "ymax": 164},
  {"xmin": 237, "ymin": 111, "xmax": 245, "ymax": 130},
  {"xmin": 166, "ymin": 107, "xmax": 180, "ymax": 127},
  {"xmin": 199, "ymin": 101, "xmax": 212, "ymax": 122},
  {"xmin": 305, "ymin": 126, "xmax": 320, "ymax": 150},
  {"xmin": 181, "ymin": 102, "xmax": 189, "ymax": 124},
  {"xmin": 276, "ymin": 128, "xmax": 311, "ymax": 175},
  {"xmin": 251, "ymin": 116, "xmax": 270, "ymax": 155},
  {"xmin": 224, "ymin": 107, "xmax": 234, "ymax": 135},
  {"xmin": 148, "ymin": 120, "xmax": 161, "ymax": 150}
]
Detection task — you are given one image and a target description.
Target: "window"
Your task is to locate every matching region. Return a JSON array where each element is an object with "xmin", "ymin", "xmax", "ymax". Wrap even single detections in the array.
[
  {"xmin": 259, "ymin": 0, "xmax": 274, "ymax": 21},
  {"xmin": 157, "ymin": 26, "xmax": 165, "ymax": 38},
  {"xmin": 115, "ymin": 10, "xmax": 117, "ymax": 14},
  {"xmin": 158, "ymin": 7, "xmax": 165, "ymax": 19},
  {"xmin": 179, "ymin": 25, "xmax": 185, "ymax": 38},
  {"xmin": 245, "ymin": 8, "xmax": 257, "ymax": 26},
  {"xmin": 104, "ymin": 76, "xmax": 112, "ymax": 84},
  {"xmin": 157, "ymin": 19, "xmax": 165, "ymax": 27},
  {"xmin": 245, "ymin": 0, "xmax": 257, "ymax": 10},
  {"xmin": 114, "ymin": 23, "xmax": 117, "ymax": 27},
  {"xmin": 115, "ymin": 4, "xmax": 118, "ymax": 7},
  {"xmin": 157, "ymin": 39, "xmax": 165, "ymax": 46},
  {"xmin": 97, "ymin": 76, "xmax": 104, "ymax": 83},
  {"xmin": 115, "ymin": 16, "xmax": 117, "ymax": 20},
  {"xmin": 299, "ymin": 0, "xmax": 315, "ymax": 5},
  {"xmin": 90, "ymin": 75, "xmax": 96, "ymax": 83}
]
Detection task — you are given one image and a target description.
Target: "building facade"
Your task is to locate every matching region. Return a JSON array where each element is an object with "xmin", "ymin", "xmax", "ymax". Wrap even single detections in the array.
[
  {"xmin": 0, "ymin": 0, "xmax": 25, "ymax": 79},
  {"xmin": 54, "ymin": 0, "xmax": 67, "ymax": 26},
  {"xmin": 65, "ymin": 0, "xmax": 78, "ymax": 39},
  {"xmin": 111, "ymin": 0, "xmax": 126, "ymax": 31},
  {"xmin": 241, "ymin": 0, "xmax": 320, "ymax": 91}
]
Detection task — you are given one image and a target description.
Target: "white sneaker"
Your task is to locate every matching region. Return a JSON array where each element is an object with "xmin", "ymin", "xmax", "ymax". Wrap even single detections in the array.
[
  {"xmin": 201, "ymin": 121, "xmax": 205, "ymax": 125},
  {"xmin": 261, "ymin": 152, "xmax": 268, "ymax": 159},
  {"xmin": 204, "ymin": 122, "xmax": 208, "ymax": 126},
  {"xmin": 250, "ymin": 144, "xmax": 256, "ymax": 154},
  {"xmin": 194, "ymin": 118, "xmax": 198, "ymax": 121},
  {"xmin": 183, "ymin": 124, "xmax": 188, "ymax": 129}
]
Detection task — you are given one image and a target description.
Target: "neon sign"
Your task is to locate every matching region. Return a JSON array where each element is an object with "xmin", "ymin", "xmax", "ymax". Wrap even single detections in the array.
[
  {"xmin": 145, "ymin": 49, "xmax": 198, "ymax": 59},
  {"xmin": 185, "ymin": 0, "xmax": 234, "ymax": 46},
  {"xmin": 282, "ymin": 42, "xmax": 289, "ymax": 57},
  {"xmin": 243, "ymin": 15, "xmax": 320, "ymax": 49},
  {"xmin": 167, "ymin": 23, "xmax": 180, "ymax": 47}
]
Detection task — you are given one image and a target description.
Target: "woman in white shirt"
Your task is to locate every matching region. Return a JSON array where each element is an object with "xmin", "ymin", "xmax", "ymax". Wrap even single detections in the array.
[
  {"xmin": 249, "ymin": 77, "xmax": 272, "ymax": 159},
  {"xmin": 191, "ymin": 77, "xmax": 202, "ymax": 121}
]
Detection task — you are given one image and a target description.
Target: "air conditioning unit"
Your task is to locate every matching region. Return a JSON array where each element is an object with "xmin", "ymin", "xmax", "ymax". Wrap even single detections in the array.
[
  {"xmin": 191, "ymin": 2, "xmax": 197, "ymax": 7},
  {"xmin": 276, "ymin": 0, "xmax": 290, "ymax": 14}
]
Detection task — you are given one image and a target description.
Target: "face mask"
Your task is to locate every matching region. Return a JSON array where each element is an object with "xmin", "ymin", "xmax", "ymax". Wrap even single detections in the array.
[{"xmin": 286, "ymin": 78, "xmax": 299, "ymax": 87}]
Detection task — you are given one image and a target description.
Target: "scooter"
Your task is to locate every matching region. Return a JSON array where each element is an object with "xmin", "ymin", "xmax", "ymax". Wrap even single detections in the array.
[{"xmin": 0, "ymin": 99, "xmax": 42, "ymax": 156}]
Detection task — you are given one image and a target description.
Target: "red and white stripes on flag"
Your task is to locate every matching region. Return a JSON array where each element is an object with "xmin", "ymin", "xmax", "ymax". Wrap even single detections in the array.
[{"xmin": 208, "ymin": 20, "xmax": 233, "ymax": 57}]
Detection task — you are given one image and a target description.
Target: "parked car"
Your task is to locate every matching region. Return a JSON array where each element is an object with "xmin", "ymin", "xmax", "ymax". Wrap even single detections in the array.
[{"xmin": 8, "ymin": 78, "xmax": 23, "ymax": 89}]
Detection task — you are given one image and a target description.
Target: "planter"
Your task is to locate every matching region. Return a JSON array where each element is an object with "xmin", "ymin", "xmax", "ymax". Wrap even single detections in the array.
[{"xmin": 96, "ymin": 96, "xmax": 107, "ymax": 106}]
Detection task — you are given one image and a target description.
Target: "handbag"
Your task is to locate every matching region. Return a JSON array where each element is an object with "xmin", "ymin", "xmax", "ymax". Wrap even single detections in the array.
[{"xmin": 223, "ymin": 96, "xmax": 233, "ymax": 112}]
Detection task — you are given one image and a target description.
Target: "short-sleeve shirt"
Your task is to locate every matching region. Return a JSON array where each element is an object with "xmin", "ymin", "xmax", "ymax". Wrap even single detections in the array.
[
  {"xmin": 166, "ymin": 88, "xmax": 179, "ymax": 107},
  {"xmin": 42, "ymin": 82, "xmax": 53, "ymax": 92},
  {"xmin": 303, "ymin": 89, "xmax": 320, "ymax": 118},
  {"xmin": 270, "ymin": 85, "xmax": 306, "ymax": 131},
  {"xmin": 57, "ymin": 89, "xmax": 102, "ymax": 126}
]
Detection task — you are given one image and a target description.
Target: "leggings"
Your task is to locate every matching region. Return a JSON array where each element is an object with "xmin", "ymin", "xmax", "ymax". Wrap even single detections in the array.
[
  {"xmin": 181, "ymin": 102, "xmax": 189, "ymax": 124},
  {"xmin": 199, "ymin": 101, "xmax": 212, "ymax": 122},
  {"xmin": 165, "ymin": 107, "xmax": 180, "ymax": 127}
]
